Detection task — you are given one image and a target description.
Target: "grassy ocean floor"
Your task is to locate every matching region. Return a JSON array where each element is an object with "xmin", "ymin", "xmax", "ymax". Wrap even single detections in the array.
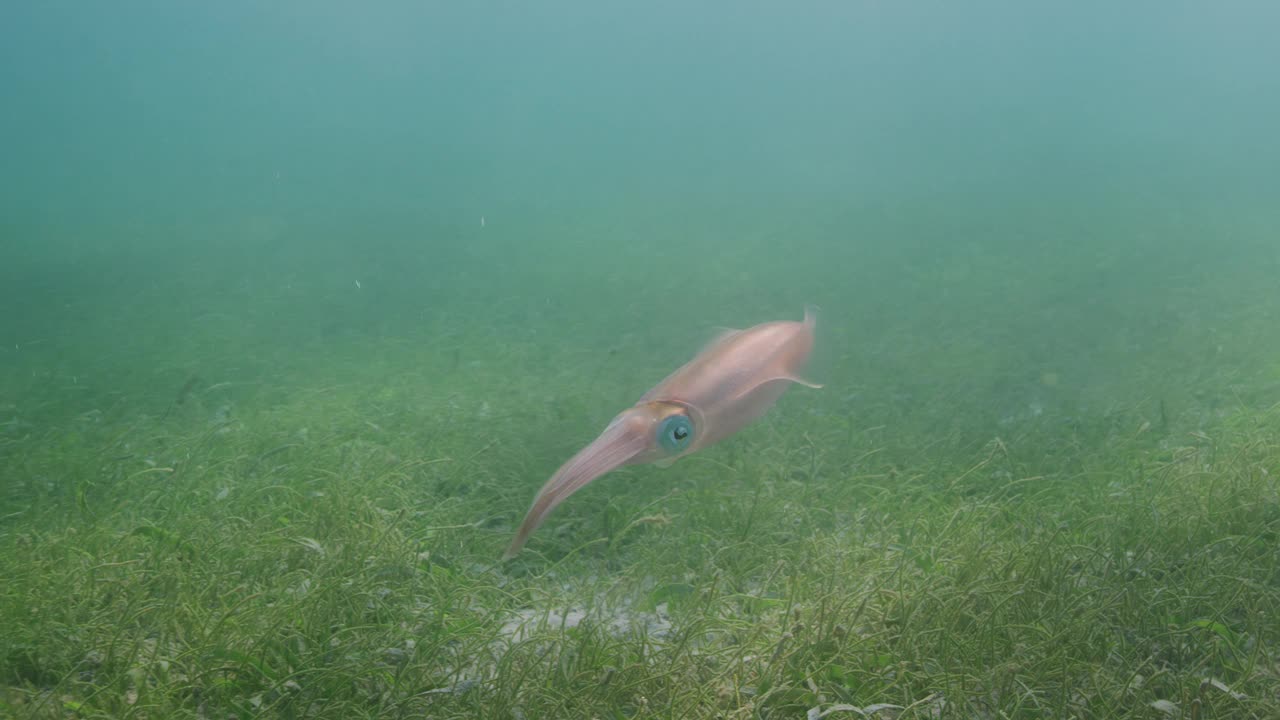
[{"xmin": 2, "ymin": 209, "xmax": 1279, "ymax": 718}]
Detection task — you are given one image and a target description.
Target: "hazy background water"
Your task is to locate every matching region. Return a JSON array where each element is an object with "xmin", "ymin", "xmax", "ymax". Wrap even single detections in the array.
[{"xmin": 2, "ymin": 1, "xmax": 1279, "ymax": 471}]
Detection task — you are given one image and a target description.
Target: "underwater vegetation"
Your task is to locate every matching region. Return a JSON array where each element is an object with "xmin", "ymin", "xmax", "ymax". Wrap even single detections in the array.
[
  {"xmin": 1, "ymin": 214, "xmax": 1278, "ymax": 719},
  {"xmin": 4, "ymin": 0, "xmax": 1280, "ymax": 714}
]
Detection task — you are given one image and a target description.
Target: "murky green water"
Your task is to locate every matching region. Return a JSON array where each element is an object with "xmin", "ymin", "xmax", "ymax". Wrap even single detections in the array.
[{"xmin": 3, "ymin": 3, "xmax": 1278, "ymax": 717}]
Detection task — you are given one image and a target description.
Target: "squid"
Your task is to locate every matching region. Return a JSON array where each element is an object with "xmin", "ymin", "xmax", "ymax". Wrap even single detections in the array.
[{"xmin": 503, "ymin": 307, "xmax": 821, "ymax": 559}]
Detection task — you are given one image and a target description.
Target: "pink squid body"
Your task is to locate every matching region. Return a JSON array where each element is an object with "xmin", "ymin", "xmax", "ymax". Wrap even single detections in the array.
[
  {"xmin": 639, "ymin": 305, "xmax": 821, "ymax": 452},
  {"xmin": 503, "ymin": 306, "xmax": 821, "ymax": 559}
]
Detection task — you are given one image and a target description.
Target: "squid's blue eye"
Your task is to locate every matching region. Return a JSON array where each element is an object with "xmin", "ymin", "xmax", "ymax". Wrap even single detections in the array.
[{"xmin": 657, "ymin": 414, "xmax": 694, "ymax": 454}]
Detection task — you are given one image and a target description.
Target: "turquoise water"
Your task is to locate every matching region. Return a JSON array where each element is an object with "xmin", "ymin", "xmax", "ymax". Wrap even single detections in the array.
[
  {"xmin": 4, "ymin": 2, "xmax": 1278, "ymax": 438},
  {"xmin": 3, "ymin": 3, "xmax": 1279, "ymax": 717}
]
